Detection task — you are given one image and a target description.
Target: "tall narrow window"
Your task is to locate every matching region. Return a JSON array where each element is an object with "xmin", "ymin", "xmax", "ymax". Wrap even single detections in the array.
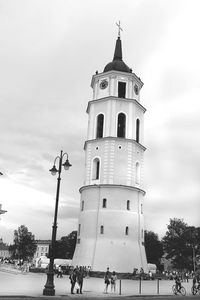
[
  {"xmin": 118, "ymin": 82, "xmax": 126, "ymax": 98},
  {"xmin": 78, "ymin": 224, "xmax": 81, "ymax": 236},
  {"xmin": 125, "ymin": 226, "xmax": 129, "ymax": 235},
  {"xmin": 103, "ymin": 198, "xmax": 107, "ymax": 208},
  {"xmin": 136, "ymin": 118, "xmax": 140, "ymax": 143},
  {"xmin": 117, "ymin": 113, "xmax": 126, "ymax": 138},
  {"xmin": 81, "ymin": 201, "xmax": 84, "ymax": 211},
  {"xmin": 96, "ymin": 114, "xmax": 104, "ymax": 138},
  {"xmin": 127, "ymin": 200, "xmax": 130, "ymax": 210},
  {"xmin": 141, "ymin": 203, "xmax": 143, "ymax": 214},
  {"xmin": 136, "ymin": 162, "xmax": 140, "ymax": 184},
  {"xmin": 92, "ymin": 158, "xmax": 100, "ymax": 180},
  {"xmin": 100, "ymin": 225, "xmax": 104, "ymax": 234}
]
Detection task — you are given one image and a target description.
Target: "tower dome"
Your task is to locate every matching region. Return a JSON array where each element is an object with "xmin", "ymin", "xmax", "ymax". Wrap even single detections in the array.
[{"xmin": 104, "ymin": 37, "xmax": 132, "ymax": 73}]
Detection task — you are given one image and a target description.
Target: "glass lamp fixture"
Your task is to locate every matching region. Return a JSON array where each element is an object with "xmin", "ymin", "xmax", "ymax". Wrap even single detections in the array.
[
  {"xmin": 62, "ymin": 159, "xmax": 72, "ymax": 170},
  {"xmin": 49, "ymin": 165, "xmax": 58, "ymax": 176}
]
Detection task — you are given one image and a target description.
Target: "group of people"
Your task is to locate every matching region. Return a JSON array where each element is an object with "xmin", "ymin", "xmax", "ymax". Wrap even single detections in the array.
[
  {"xmin": 69, "ymin": 266, "xmax": 85, "ymax": 294},
  {"xmin": 104, "ymin": 267, "xmax": 117, "ymax": 294}
]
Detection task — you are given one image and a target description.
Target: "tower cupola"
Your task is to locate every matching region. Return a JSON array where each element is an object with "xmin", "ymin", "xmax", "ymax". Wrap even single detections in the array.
[{"xmin": 104, "ymin": 37, "xmax": 132, "ymax": 73}]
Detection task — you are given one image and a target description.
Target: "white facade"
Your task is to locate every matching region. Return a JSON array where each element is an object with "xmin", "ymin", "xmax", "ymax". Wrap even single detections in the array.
[
  {"xmin": 72, "ymin": 37, "xmax": 148, "ymax": 272},
  {"xmin": 34, "ymin": 240, "xmax": 51, "ymax": 260}
]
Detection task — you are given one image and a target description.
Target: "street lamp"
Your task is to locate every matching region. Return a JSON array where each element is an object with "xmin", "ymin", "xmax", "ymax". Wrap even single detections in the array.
[{"xmin": 43, "ymin": 150, "xmax": 72, "ymax": 296}]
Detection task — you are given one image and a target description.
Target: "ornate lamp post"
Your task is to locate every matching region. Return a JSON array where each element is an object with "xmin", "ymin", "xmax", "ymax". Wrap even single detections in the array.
[{"xmin": 43, "ymin": 150, "xmax": 72, "ymax": 296}]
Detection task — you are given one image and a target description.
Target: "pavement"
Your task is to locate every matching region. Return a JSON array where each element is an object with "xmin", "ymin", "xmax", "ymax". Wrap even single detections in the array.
[{"xmin": 0, "ymin": 264, "xmax": 195, "ymax": 298}]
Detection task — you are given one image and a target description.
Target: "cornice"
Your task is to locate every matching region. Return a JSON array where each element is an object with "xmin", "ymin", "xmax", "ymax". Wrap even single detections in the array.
[
  {"xmin": 79, "ymin": 183, "xmax": 146, "ymax": 196},
  {"xmin": 86, "ymin": 96, "xmax": 146, "ymax": 114}
]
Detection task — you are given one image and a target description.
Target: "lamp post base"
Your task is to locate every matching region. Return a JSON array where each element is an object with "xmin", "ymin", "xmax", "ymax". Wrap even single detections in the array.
[{"xmin": 43, "ymin": 270, "xmax": 55, "ymax": 296}]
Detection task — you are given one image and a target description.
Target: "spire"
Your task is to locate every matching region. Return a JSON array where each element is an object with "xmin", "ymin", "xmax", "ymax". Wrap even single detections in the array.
[
  {"xmin": 103, "ymin": 22, "xmax": 131, "ymax": 73},
  {"xmin": 113, "ymin": 37, "xmax": 122, "ymax": 61}
]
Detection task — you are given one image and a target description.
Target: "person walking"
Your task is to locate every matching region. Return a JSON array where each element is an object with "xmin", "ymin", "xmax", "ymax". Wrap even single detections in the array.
[
  {"xmin": 104, "ymin": 267, "xmax": 110, "ymax": 294},
  {"xmin": 69, "ymin": 268, "xmax": 77, "ymax": 294},
  {"xmin": 77, "ymin": 266, "xmax": 84, "ymax": 294},
  {"xmin": 110, "ymin": 271, "xmax": 117, "ymax": 292},
  {"xmin": 57, "ymin": 265, "xmax": 63, "ymax": 278}
]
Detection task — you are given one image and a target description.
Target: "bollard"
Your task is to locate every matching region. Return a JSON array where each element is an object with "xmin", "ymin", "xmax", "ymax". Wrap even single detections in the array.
[
  {"xmin": 139, "ymin": 277, "xmax": 142, "ymax": 294},
  {"xmin": 157, "ymin": 278, "xmax": 160, "ymax": 295},
  {"xmin": 119, "ymin": 279, "xmax": 122, "ymax": 295}
]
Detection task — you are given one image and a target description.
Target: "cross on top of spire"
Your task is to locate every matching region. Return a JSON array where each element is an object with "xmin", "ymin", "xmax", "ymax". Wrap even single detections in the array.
[{"xmin": 116, "ymin": 21, "xmax": 123, "ymax": 38}]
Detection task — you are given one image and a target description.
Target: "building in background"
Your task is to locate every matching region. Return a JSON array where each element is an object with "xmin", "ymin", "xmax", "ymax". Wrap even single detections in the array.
[
  {"xmin": 72, "ymin": 31, "xmax": 148, "ymax": 272},
  {"xmin": 0, "ymin": 238, "xmax": 10, "ymax": 259},
  {"xmin": 34, "ymin": 240, "xmax": 51, "ymax": 260}
]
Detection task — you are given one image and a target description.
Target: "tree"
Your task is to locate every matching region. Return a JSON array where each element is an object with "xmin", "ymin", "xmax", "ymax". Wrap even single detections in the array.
[
  {"xmin": 162, "ymin": 218, "xmax": 200, "ymax": 271},
  {"xmin": 145, "ymin": 230, "xmax": 163, "ymax": 269},
  {"xmin": 54, "ymin": 230, "xmax": 77, "ymax": 259},
  {"xmin": 9, "ymin": 225, "xmax": 37, "ymax": 261}
]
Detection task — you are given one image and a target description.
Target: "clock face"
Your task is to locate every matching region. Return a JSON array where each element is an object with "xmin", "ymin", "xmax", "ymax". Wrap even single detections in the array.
[
  {"xmin": 134, "ymin": 84, "xmax": 139, "ymax": 95},
  {"xmin": 100, "ymin": 79, "xmax": 108, "ymax": 90}
]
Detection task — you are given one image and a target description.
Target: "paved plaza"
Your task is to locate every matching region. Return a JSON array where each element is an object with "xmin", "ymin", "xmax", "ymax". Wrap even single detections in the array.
[{"xmin": 0, "ymin": 265, "xmax": 196, "ymax": 298}]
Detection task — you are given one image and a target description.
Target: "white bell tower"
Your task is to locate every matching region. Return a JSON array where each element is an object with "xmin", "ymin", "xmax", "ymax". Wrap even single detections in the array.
[{"xmin": 72, "ymin": 32, "xmax": 148, "ymax": 273}]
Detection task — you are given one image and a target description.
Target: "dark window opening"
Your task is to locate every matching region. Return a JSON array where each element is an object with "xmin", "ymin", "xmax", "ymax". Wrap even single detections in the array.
[
  {"xmin": 136, "ymin": 119, "xmax": 140, "ymax": 143},
  {"xmin": 81, "ymin": 201, "xmax": 84, "ymax": 211},
  {"xmin": 118, "ymin": 82, "xmax": 126, "ymax": 98},
  {"xmin": 125, "ymin": 226, "xmax": 129, "ymax": 235},
  {"xmin": 96, "ymin": 160, "xmax": 100, "ymax": 179},
  {"xmin": 96, "ymin": 114, "xmax": 104, "ymax": 138},
  {"xmin": 127, "ymin": 200, "xmax": 130, "ymax": 210},
  {"xmin": 117, "ymin": 113, "xmax": 126, "ymax": 138},
  {"xmin": 93, "ymin": 158, "xmax": 100, "ymax": 180},
  {"xmin": 100, "ymin": 225, "xmax": 104, "ymax": 234},
  {"xmin": 103, "ymin": 198, "xmax": 107, "ymax": 208}
]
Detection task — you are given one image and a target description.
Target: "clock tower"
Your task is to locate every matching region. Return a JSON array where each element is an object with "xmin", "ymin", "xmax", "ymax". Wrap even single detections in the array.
[{"xmin": 72, "ymin": 33, "xmax": 148, "ymax": 273}]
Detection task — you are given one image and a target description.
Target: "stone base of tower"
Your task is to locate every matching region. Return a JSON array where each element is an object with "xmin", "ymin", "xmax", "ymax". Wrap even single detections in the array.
[{"xmin": 72, "ymin": 184, "xmax": 148, "ymax": 273}]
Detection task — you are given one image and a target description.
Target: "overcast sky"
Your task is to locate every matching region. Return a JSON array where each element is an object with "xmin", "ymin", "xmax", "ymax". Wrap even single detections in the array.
[{"xmin": 0, "ymin": 0, "xmax": 200, "ymax": 245}]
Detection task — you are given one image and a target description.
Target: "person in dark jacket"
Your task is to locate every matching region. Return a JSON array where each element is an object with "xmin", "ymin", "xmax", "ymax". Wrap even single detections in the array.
[
  {"xmin": 69, "ymin": 268, "xmax": 77, "ymax": 294},
  {"xmin": 77, "ymin": 266, "xmax": 84, "ymax": 294}
]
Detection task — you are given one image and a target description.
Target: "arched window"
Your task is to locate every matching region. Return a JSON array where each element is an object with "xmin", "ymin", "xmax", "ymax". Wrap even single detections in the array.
[
  {"xmin": 125, "ymin": 226, "xmax": 129, "ymax": 235},
  {"xmin": 117, "ymin": 113, "xmax": 126, "ymax": 138},
  {"xmin": 81, "ymin": 201, "xmax": 84, "ymax": 211},
  {"xmin": 141, "ymin": 203, "xmax": 143, "ymax": 214},
  {"xmin": 136, "ymin": 162, "xmax": 140, "ymax": 184},
  {"xmin": 127, "ymin": 200, "xmax": 130, "ymax": 210},
  {"xmin": 96, "ymin": 114, "xmax": 104, "ymax": 138},
  {"xmin": 100, "ymin": 225, "xmax": 104, "ymax": 234},
  {"xmin": 136, "ymin": 118, "xmax": 140, "ymax": 143},
  {"xmin": 102, "ymin": 198, "xmax": 107, "ymax": 208},
  {"xmin": 92, "ymin": 158, "xmax": 100, "ymax": 180}
]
